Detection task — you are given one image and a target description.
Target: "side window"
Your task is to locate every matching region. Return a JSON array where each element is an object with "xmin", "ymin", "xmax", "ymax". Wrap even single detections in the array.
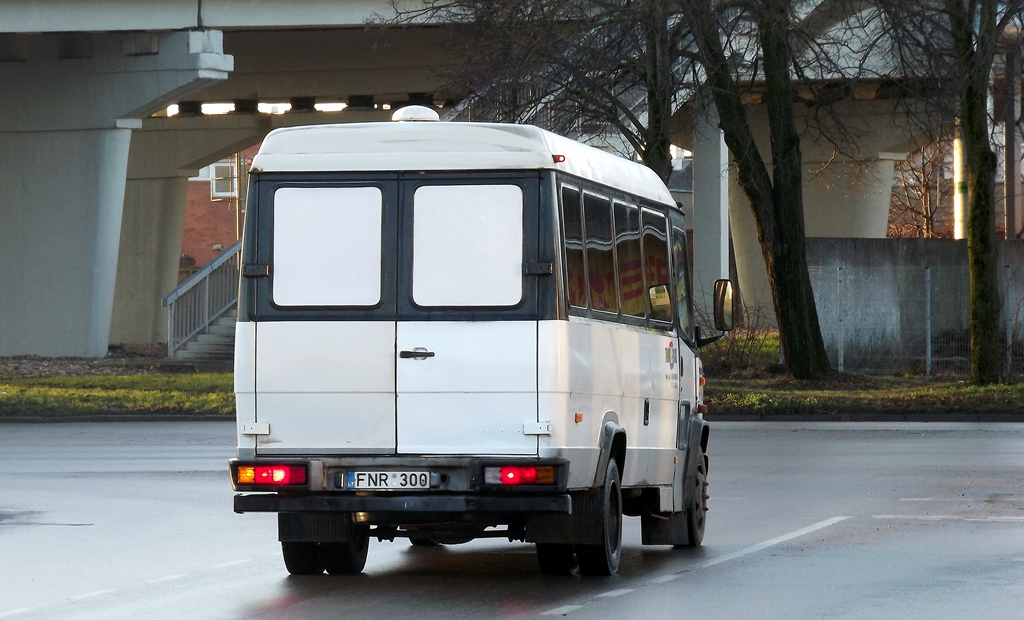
[
  {"xmin": 561, "ymin": 186, "xmax": 587, "ymax": 309},
  {"xmin": 272, "ymin": 186, "xmax": 383, "ymax": 307},
  {"xmin": 584, "ymin": 193, "xmax": 617, "ymax": 314},
  {"xmin": 614, "ymin": 202, "xmax": 644, "ymax": 317},
  {"xmin": 412, "ymin": 184, "xmax": 523, "ymax": 307},
  {"xmin": 642, "ymin": 209, "xmax": 673, "ymax": 324},
  {"xmin": 672, "ymin": 225, "xmax": 695, "ymax": 340}
]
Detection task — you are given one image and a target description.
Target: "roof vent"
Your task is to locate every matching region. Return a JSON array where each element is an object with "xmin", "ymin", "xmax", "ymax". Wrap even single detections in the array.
[{"xmin": 392, "ymin": 105, "xmax": 441, "ymax": 122}]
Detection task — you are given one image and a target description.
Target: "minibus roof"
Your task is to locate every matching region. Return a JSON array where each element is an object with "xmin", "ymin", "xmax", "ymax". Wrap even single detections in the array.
[{"xmin": 251, "ymin": 121, "xmax": 675, "ymax": 206}]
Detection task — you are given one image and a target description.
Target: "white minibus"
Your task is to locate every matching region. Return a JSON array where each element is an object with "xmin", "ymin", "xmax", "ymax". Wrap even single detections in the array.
[{"xmin": 230, "ymin": 106, "xmax": 733, "ymax": 576}]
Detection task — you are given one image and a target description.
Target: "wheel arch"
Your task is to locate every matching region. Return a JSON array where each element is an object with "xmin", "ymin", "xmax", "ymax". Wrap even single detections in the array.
[{"xmin": 594, "ymin": 419, "xmax": 626, "ymax": 488}]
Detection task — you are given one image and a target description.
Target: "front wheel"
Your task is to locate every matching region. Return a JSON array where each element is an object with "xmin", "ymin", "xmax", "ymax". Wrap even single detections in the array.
[
  {"xmin": 682, "ymin": 452, "xmax": 708, "ymax": 547},
  {"xmin": 576, "ymin": 459, "xmax": 623, "ymax": 576}
]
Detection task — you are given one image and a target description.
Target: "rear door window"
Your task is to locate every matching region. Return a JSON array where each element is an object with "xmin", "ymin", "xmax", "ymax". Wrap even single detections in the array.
[
  {"xmin": 412, "ymin": 184, "xmax": 524, "ymax": 307},
  {"xmin": 272, "ymin": 186, "xmax": 383, "ymax": 307}
]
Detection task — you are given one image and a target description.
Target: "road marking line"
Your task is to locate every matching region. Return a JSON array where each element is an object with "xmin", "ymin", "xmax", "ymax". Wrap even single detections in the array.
[
  {"xmin": 67, "ymin": 590, "xmax": 115, "ymax": 601},
  {"xmin": 542, "ymin": 605, "xmax": 584, "ymax": 616},
  {"xmin": 874, "ymin": 515, "xmax": 1024, "ymax": 522},
  {"xmin": 144, "ymin": 574, "xmax": 185, "ymax": 584},
  {"xmin": 692, "ymin": 516, "xmax": 851, "ymax": 570},
  {"xmin": 542, "ymin": 516, "xmax": 851, "ymax": 617},
  {"xmin": 596, "ymin": 588, "xmax": 635, "ymax": 598},
  {"xmin": 873, "ymin": 514, "xmax": 948, "ymax": 521},
  {"xmin": 212, "ymin": 559, "xmax": 248, "ymax": 569}
]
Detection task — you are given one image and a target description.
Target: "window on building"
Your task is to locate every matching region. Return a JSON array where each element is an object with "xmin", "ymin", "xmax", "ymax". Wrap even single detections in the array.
[{"xmin": 210, "ymin": 159, "xmax": 237, "ymax": 200}]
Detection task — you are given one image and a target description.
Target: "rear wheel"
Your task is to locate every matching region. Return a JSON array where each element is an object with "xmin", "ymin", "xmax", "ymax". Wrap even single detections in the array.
[
  {"xmin": 576, "ymin": 459, "xmax": 623, "ymax": 576},
  {"xmin": 536, "ymin": 543, "xmax": 580, "ymax": 576},
  {"xmin": 320, "ymin": 523, "xmax": 371, "ymax": 575},
  {"xmin": 281, "ymin": 542, "xmax": 324, "ymax": 575}
]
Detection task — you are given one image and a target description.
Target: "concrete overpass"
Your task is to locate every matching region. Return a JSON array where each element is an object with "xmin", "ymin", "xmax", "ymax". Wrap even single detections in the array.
[
  {"xmin": 0, "ymin": 1, "xmax": 468, "ymax": 356},
  {"xmin": 2, "ymin": 1, "xmax": 1015, "ymax": 356}
]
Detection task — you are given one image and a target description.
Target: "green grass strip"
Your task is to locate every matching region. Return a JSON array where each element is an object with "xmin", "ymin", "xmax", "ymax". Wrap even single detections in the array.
[
  {"xmin": 705, "ymin": 375, "xmax": 1024, "ymax": 416},
  {"xmin": 0, "ymin": 372, "xmax": 234, "ymax": 418}
]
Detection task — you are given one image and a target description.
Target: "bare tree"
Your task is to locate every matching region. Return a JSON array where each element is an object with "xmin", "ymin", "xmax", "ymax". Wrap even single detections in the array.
[
  {"xmin": 879, "ymin": 0, "xmax": 1023, "ymax": 383},
  {"xmin": 684, "ymin": 0, "xmax": 837, "ymax": 379},
  {"xmin": 387, "ymin": 0, "xmax": 882, "ymax": 379},
  {"xmin": 388, "ymin": 0, "xmax": 687, "ymax": 182},
  {"xmin": 889, "ymin": 141, "xmax": 955, "ymax": 238}
]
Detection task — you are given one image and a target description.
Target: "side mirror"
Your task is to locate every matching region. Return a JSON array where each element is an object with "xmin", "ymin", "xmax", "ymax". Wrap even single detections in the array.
[
  {"xmin": 713, "ymin": 279, "xmax": 734, "ymax": 332},
  {"xmin": 696, "ymin": 279, "xmax": 734, "ymax": 348}
]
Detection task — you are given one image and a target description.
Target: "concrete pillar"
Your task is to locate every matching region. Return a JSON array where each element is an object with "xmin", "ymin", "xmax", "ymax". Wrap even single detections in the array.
[
  {"xmin": 954, "ymin": 132, "xmax": 967, "ymax": 239},
  {"xmin": 727, "ymin": 168, "xmax": 775, "ymax": 324},
  {"xmin": 0, "ymin": 30, "xmax": 231, "ymax": 356},
  {"xmin": 110, "ymin": 176, "xmax": 190, "ymax": 346},
  {"xmin": 691, "ymin": 103, "xmax": 730, "ymax": 318},
  {"xmin": 109, "ymin": 109, "xmax": 396, "ymax": 346},
  {"xmin": 803, "ymin": 159, "xmax": 895, "ymax": 238},
  {"xmin": 729, "ymin": 158, "xmax": 897, "ymax": 323},
  {"xmin": 0, "ymin": 129, "xmax": 131, "ymax": 356},
  {"xmin": 110, "ymin": 115, "xmax": 270, "ymax": 345}
]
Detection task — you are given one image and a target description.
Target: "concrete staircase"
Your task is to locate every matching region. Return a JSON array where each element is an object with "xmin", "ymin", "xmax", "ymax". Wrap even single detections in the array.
[{"xmin": 174, "ymin": 309, "xmax": 236, "ymax": 362}]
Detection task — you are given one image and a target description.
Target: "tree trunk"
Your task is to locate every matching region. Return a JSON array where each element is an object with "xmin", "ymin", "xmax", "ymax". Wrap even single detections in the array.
[
  {"xmin": 640, "ymin": 3, "xmax": 674, "ymax": 183},
  {"xmin": 961, "ymin": 80, "xmax": 1003, "ymax": 383},
  {"xmin": 949, "ymin": 0, "xmax": 1003, "ymax": 384},
  {"xmin": 687, "ymin": 0, "xmax": 830, "ymax": 379}
]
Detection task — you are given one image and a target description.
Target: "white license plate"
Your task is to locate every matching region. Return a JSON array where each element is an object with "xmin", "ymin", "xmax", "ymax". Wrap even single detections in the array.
[{"xmin": 346, "ymin": 471, "xmax": 430, "ymax": 490}]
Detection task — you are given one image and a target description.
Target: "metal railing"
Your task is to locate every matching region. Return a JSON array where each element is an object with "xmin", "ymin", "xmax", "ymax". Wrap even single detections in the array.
[{"xmin": 162, "ymin": 240, "xmax": 242, "ymax": 358}]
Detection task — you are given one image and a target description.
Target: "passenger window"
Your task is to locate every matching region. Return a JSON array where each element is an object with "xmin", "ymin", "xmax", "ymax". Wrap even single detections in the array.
[
  {"xmin": 614, "ymin": 202, "xmax": 644, "ymax": 317},
  {"xmin": 584, "ymin": 193, "xmax": 617, "ymax": 314},
  {"xmin": 272, "ymin": 186, "xmax": 383, "ymax": 307},
  {"xmin": 642, "ymin": 210, "xmax": 672, "ymax": 323},
  {"xmin": 672, "ymin": 226, "xmax": 695, "ymax": 339},
  {"xmin": 561, "ymin": 187, "xmax": 587, "ymax": 309},
  {"xmin": 412, "ymin": 184, "xmax": 523, "ymax": 307}
]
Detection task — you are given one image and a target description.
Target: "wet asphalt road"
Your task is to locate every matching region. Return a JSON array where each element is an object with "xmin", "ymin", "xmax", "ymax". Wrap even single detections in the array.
[{"xmin": 1, "ymin": 421, "xmax": 1022, "ymax": 619}]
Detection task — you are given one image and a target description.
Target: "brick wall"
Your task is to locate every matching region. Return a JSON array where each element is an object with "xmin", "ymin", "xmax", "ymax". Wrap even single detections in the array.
[{"xmin": 181, "ymin": 182, "xmax": 241, "ymax": 269}]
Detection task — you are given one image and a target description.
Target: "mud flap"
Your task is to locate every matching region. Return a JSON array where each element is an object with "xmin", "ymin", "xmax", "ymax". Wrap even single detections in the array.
[
  {"xmin": 524, "ymin": 487, "xmax": 604, "ymax": 545},
  {"xmin": 279, "ymin": 512, "xmax": 359, "ymax": 543}
]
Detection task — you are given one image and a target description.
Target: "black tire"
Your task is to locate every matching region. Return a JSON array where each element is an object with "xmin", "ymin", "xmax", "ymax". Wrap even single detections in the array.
[
  {"xmin": 409, "ymin": 537, "xmax": 438, "ymax": 547},
  {"xmin": 320, "ymin": 523, "xmax": 371, "ymax": 575},
  {"xmin": 683, "ymin": 453, "xmax": 708, "ymax": 547},
  {"xmin": 536, "ymin": 543, "xmax": 580, "ymax": 576},
  {"xmin": 576, "ymin": 459, "xmax": 623, "ymax": 576},
  {"xmin": 282, "ymin": 542, "xmax": 324, "ymax": 575}
]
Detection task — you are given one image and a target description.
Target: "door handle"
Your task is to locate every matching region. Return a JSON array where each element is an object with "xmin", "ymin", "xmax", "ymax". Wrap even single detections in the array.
[{"xmin": 399, "ymin": 349, "xmax": 436, "ymax": 359}]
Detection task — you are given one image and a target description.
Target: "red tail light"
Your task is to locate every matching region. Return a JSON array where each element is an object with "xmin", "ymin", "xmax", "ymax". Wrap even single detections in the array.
[
  {"xmin": 484, "ymin": 465, "xmax": 556, "ymax": 486},
  {"xmin": 501, "ymin": 466, "xmax": 537, "ymax": 485},
  {"xmin": 236, "ymin": 464, "xmax": 307, "ymax": 486}
]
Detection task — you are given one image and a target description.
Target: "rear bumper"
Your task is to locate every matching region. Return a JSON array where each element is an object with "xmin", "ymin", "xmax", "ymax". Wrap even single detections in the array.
[{"xmin": 234, "ymin": 492, "xmax": 571, "ymax": 514}]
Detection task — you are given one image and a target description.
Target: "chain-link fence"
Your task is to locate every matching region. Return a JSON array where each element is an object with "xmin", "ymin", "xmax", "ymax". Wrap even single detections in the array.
[{"xmin": 808, "ymin": 263, "xmax": 1024, "ymax": 376}]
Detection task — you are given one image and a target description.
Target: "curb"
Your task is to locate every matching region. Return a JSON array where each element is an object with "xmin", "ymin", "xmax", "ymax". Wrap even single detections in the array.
[
  {"xmin": 706, "ymin": 411, "xmax": 1024, "ymax": 423},
  {"xmin": 0, "ymin": 415, "xmax": 234, "ymax": 423}
]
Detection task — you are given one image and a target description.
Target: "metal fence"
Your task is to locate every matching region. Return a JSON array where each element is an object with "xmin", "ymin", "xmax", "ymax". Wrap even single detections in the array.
[
  {"xmin": 162, "ymin": 240, "xmax": 241, "ymax": 358},
  {"xmin": 808, "ymin": 263, "xmax": 1024, "ymax": 376}
]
